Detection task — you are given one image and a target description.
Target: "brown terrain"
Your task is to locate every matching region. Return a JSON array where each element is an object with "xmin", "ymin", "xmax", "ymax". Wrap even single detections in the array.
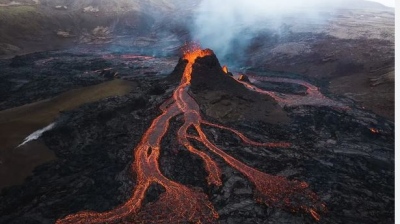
[{"xmin": 246, "ymin": 8, "xmax": 395, "ymax": 120}]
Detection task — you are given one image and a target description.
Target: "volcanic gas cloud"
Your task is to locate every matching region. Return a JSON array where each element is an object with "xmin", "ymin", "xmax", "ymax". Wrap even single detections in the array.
[{"xmin": 56, "ymin": 47, "xmax": 325, "ymax": 224}]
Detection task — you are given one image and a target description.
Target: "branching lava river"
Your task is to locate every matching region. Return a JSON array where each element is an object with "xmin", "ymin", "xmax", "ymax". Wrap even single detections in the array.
[{"xmin": 56, "ymin": 48, "xmax": 326, "ymax": 224}]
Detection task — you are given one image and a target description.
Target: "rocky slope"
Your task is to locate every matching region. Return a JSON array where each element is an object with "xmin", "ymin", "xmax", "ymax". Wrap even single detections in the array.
[{"xmin": 0, "ymin": 0, "xmax": 184, "ymax": 57}]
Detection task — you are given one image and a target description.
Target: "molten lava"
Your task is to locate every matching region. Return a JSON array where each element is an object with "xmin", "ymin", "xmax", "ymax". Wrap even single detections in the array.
[
  {"xmin": 222, "ymin": 65, "xmax": 229, "ymax": 73},
  {"xmin": 237, "ymin": 74, "xmax": 349, "ymax": 109},
  {"xmin": 56, "ymin": 48, "xmax": 324, "ymax": 224},
  {"xmin": 370, "ymin": 128, "xmax": 379, "ymax": 134}
]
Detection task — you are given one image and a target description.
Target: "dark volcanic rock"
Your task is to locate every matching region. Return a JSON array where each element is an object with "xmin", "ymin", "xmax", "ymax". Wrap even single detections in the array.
[
  {"xmin": 237, "ymin": 74, "xmax": 250, "ymax": 83},
  {"xmin": 169, "ymin": 50, "xmax": 289, "ymax": 124},
  {"xmin": 190, "ymin": 53, "xmax": 251, "ymax": 94},
  {"xmin": 168, "ymin": 52, "xmax": 250, "ymax": 94},
  {"xmin": 0, "ymin": 91, "xmax": 153, "ymax": 224},
  {"xmin": 148, "ymin": 84, "xmax": 166, "ymax": 95},
  {"xmin": 0, "ymin": 49, "xmax": 394, "ymax": 224},
  {"xmin": 167, "ymin": 57, "xmax": 189, "ymax": 82},
  {"xmin": 0, "ymin": 51, "xmax": 176, "ymax": 111}
]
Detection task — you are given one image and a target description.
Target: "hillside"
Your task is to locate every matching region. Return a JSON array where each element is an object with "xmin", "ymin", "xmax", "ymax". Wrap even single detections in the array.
[{"xmin": 0, "ymin": 0, "xmax": 183, "ymax": 56}]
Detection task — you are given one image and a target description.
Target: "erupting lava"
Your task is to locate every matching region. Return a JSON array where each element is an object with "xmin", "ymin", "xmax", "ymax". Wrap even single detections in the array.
[
  {"xmin": 57, "ymin": 48, "xmax": 324, "ymax": 224},
  {"xmin": 222, "ymin": 65, "xmax": 229, "ymax": 74}
]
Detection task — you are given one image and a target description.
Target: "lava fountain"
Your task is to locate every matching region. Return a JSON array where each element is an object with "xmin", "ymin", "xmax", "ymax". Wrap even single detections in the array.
[{"xmin": 56, "ymin": 48, "xmax": 324, "ymax": 224}]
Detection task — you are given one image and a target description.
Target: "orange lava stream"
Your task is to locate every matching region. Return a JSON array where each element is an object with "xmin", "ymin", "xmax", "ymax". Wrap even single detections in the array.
[
  {"xmin": 201, "ymin": 121, "xmax": 291, "ymax": 148},
  {"xmin": 237, "ymin": 74, "xmax": 349, "ymax": 110},
  {"xmin": 56, "ymin": 48, "xmax": 323, "ymax": 224}
]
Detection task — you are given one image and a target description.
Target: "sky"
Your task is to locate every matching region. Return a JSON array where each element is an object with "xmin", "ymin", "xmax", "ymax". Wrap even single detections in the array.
[{"xmin": 368, "ymin": 0, "xmax": 395, "ymax": 7}]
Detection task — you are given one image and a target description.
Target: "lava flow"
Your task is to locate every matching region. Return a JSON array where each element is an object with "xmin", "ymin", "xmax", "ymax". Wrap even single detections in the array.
[
  {"xmin": 57, "ymin": 48, "xmax": 324, "ymax": 224},
  {"xmin": 237, "ymin": 74, "xmax": 349, "ymax": 110}
]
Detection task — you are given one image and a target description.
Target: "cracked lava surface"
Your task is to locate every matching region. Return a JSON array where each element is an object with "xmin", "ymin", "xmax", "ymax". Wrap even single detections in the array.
[{"xmin": 56, "ymin": 48, "xmax": 325, "ymax": 224}]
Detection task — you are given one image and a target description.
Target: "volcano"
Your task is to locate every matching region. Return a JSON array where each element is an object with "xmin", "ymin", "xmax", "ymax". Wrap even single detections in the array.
[
  {"xmin": 0, "ymin": 0, "xmax": 395, "ymax": 223},
  {"xmin": 0, "ymin": 46, "xmax": 394, "ymax": 224},
  {"xmin": 169, "ymin": 49, "xmax": 289, "ymax": 124},
  {"xmin": 53, "ymin": 48, "xmax": 322, "ymax": 223}
]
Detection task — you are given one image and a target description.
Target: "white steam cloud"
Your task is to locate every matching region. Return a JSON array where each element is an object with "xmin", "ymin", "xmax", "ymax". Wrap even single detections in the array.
[
  {"xmin": 190, "ymin": 0, "xmax": 389, "ymax": 62},
  {"xmin": 17, "ymin": 123, "xmax": 56, "ymax": 148}
]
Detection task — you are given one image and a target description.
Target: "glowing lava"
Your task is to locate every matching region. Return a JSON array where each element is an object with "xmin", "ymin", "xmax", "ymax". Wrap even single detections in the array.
[
  {"xmin": 370, "ymin": 128, "xmax": 379, "ymax": 134},
  {"xmin": 56, "ymin": 48, "xmax": 324, "ymax": 224},
  {"xmin": 237, "ymin": 74, "xmax": 349, "ymax": 110},
  {"xmin": 222, "ymin": 65, "xmax": 229, "ymax": 73}
]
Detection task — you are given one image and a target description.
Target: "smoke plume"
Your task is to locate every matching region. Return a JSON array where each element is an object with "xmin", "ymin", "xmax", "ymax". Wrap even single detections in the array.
[{"xmin": 189, "ymin": 0, "xmax": 365, "ymax": 63}]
